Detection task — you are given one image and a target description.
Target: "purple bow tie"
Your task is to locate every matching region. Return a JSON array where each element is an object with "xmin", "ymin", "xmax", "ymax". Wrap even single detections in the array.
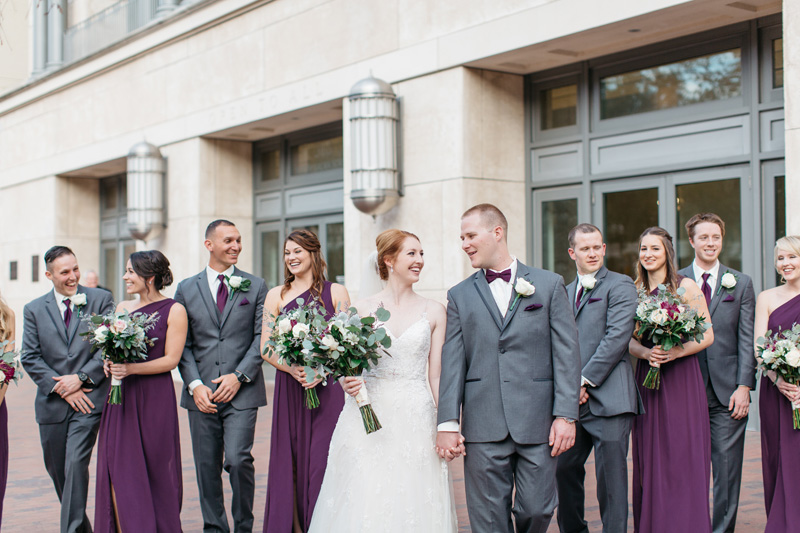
[{"xmin": 486, "ymin": 269, "xmax": 511, "ymax": 284}]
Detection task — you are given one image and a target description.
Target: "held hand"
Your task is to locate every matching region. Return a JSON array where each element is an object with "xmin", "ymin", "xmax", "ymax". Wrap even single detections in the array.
[
  {"xmin": 775, "ymin": 376, "xmax": 800, "ymax": 403},
  {"xmin": 435, "ymin": 431, "xmax": 466, "ymax": 462},
  {"xmin": 192, "ymin": 385, "xmax": 218, "ymax": 414},
  {"xmin": 109, "ymin": 363, "xmax": 133, "ymax": 380},
  {"xmin": 549, "ymin": 418, "xmax": 576, "ymax": 457},
  {"xmin": 288, "ymin": 365, "xmax": 307, "ymax": 386},
  {"xmin": 579, "ymin": 386, "xmax": 589, "ymax": 406},
  {"xmin": 52, "ymin": 374, "xmax": 82, "ymax": 397},
  {"xmin": 728, "ymin": 385, "xmax": 751, "ymax": 420},
  {"xmin": 302, "ymin": 371, "xmax": 325, "ymax": 390},
  {"xmin": 341, "ymin": 376, "xmax": 363, "ymax": 397},
  {"xmin": 103, "ymin": 360, "xmax": 111, "ymax": 378},
  {"xmin": 210, "ymin": 374, "xmax": 242, "ymax": 404},
  {"xmin": 649, "ymin": 345, "xmax": 682, "ymax": 365},
  {"xmin": 64, "ymin": 389, "xmax": 95, "ymax": 414}
]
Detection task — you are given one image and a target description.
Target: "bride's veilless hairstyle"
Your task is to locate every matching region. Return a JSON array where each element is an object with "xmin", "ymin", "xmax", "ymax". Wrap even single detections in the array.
[
  {"xmin": 0, "ymin": 290, "xmax": 12, "ymax": 342},
  {"xmin": 130, "ymin": 250, "xmax": 174, "ymax": 291},
  {"xmin": 634, "ymin": 226, "xmax": 680, "ymax": 295},
  {"xmin": 376, "ymin": 229, "xmax": 420, "ymax": 281},
  {"xmin": 281, "ymin": 229, "xmax": 327, "ymax": 301}
]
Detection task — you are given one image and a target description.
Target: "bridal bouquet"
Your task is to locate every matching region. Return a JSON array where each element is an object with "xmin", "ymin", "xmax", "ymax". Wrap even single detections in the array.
[
  {"xmin": 0, "ymin": 340, "xmax": 23, "ymax": 386},
  {"xmin": 323, "ymin": 306, "xmax": 392, "ymax": 434},
  {"xmin": 635, "ymin": 285, "xmax": 710, "ymax": 390},
  {"xmin": 756, "ymin": 323, "xmax": 800, "ymax": 429},
  {"xmin": 264, "ymin": 298, "xmax": 330, "ymax": 409},
  {"xmin": 81, "ymin": 310, "xmax": 159, "ymax": 404}
]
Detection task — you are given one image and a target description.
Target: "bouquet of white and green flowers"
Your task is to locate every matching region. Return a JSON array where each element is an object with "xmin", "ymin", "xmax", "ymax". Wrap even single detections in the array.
[
  {"xmin": 635, "ymin": 285, "xmax": 710, "ymax": 389},
  {"xmin": 757, "ymin": 323, "xmax": 800, "ymax": 429},
  {"xmin": 322, "ymin": 306, "xmax": 392, "ymax": 434},
  {"xmin": 0, "ymin": 340, "xmax": 23, "ymax": 386},
  {"xmin": 81, "ymin": 310, "xmax": 159, "ymax": 404},
  {"xmin": 264, "ymin": 298, "xmax": 330, "ymax": 409}
]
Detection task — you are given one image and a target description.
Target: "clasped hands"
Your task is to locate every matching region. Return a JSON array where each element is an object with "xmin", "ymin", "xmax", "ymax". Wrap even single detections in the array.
[
  {"xmin": 647, "ymin": 345, "xmax": 683, "ymax": 365},
  {"xmin": 435, "ymin": 432, "xmax": 466, "ymax": 462},
  {"xmin": 192, "ymin": 374, "xmax": 243, "ymax": 414},
  {"xmin": 52, "ymin": 373, "xmax": 93, "ymax": 414}
]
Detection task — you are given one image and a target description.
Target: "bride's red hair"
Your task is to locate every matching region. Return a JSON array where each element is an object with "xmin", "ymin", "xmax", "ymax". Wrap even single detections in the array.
[{"xmin": 376, "ymin": 229, "xmax": 420, "ymax": 281}]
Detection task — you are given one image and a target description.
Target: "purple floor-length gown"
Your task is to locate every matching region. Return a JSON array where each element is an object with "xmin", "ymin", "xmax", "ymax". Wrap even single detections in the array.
[
  {"xmin": 0, "ymin": 399, "xmax": 7, "ymax": 529},
  {"xmin": 263, "ymin": 281, "xmax": 345, "ymax": 532},
  {"xmin": 759, "ymin": 292, "xmax": 800, "ymax": 533},
  {"xmin": 632, "ymin": 281, "xmax": 711, "ymax": 533},
  {"xmin": 94, "ymin": 299, "xmax": 182, "ymax": 533}
]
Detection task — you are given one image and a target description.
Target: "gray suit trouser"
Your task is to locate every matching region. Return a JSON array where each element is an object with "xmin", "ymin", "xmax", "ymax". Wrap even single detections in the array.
[
  {"xmin": 555, "ymin": 403, "xmax": 633, "ymax": 533},
  {"xmin": 188, "ymin": 403, "xmax": 258, "ymax": 533},
  {"xmin": 465, "ymin": 435, "xmax": 557, "ymax": 533},
  {"xmin": 39, "ymin": 410, "xmax": 101, "ymax": 533},
  {"xmin": 706, "ymin": 380, "xmax": 747, "ymax": 533}
]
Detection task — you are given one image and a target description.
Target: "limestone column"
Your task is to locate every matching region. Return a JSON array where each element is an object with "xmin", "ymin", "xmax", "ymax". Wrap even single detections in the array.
[{"xmin": 786, "ymin": 1, "xmax": 800, "ymax": 234}]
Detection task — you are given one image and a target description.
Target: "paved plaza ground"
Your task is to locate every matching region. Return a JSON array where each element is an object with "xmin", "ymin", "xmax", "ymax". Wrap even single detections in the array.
[{"xmin": 4, "ymin": 376, "xmax": 768, "ymax": 531}]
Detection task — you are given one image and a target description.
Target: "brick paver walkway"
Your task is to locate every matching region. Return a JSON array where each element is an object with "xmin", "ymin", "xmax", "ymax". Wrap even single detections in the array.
[{"xmin": 4, "ymin": 375, "xmax": 768, "ymax": 531}]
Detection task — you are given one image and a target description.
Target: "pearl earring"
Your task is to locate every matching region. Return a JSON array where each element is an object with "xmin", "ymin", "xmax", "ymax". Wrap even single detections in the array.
[{"xmin": 390, "ymin": 266, "xmax": 393, "ymax": 274}]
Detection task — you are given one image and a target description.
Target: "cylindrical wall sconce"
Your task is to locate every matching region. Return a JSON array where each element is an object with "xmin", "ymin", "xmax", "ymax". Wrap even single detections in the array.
[{"xmin": 126, "ymin": 141, "xmax": 166, "ymax": 241}]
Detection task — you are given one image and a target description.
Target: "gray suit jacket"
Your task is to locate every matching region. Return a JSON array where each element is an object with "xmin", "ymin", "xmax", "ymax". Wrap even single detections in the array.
[
  {"xmin": 566, "ymin": 266, "xmax": 642, "ymax": 417},
  {"xmin": 438, "ymin": 262, "xmax": 580, "ymax": 445},
  {"xmin": 174, "ymin": 267, "xmax": 268, "ymax": 411},
  {"xmin": 21, "ymin": 286, "xmax": 114, "ymax": 424},
  {"xmin": 678, "ymin": 263, "xmax": 756, "ymax": 404}
]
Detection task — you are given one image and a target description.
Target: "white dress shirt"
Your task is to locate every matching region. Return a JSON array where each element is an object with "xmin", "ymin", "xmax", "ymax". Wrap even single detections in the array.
[
  {"xmin": 692, "ymin": 260, "xmax": 720, "ymax": 292},
  {"xmin": 54, "ymin": 290, "xmax": 75, "ymax": 322}
]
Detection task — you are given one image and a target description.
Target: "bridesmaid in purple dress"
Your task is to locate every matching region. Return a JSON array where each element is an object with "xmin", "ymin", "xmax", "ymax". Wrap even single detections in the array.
[
  {"xmin": 755, "ymin": 235, "xmax": 800, "ymax": 533},
  {"xmin": 261, "ymin": 229, "xmax": 350, "ymax": 532},
  {"xmin": 0, "ymin": 291, "xmax": 15, "ymax": 530},
  {"xmin": 94, "ymin": 251, "xmax": 188, "ymax": 532},
  {"xmin": 628, "ymin": 227, "xmax": 714, "ymax": 533}
]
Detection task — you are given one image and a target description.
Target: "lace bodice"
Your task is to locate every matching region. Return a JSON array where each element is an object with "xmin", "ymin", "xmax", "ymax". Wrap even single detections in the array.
[{"xmin": 366, "ymin": 316, "xmax": 430, "ymax": 382}]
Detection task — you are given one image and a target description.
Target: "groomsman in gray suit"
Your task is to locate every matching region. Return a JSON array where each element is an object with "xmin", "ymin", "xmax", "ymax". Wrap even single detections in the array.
[
  {"xmin": 22, "ymin": 246, "xmax": 114, "ymax": 533},
  {"xmin": 556, "ymin": 224, "xmax": 641, "ymax": 533},
  {"xmin": 437, "ymin": 203, "xmax": 580, "ymax": 533},
  {"xmin": 679, "ymin": 213, "xmax": 755, "ymax": 533},
  {"xmin": 175, "ymin": 220, "xmax": 268, "ymax": 533}
]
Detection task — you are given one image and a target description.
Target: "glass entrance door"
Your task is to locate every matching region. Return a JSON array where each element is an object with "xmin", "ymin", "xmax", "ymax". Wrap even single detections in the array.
[
  {"xmin": 762, "ymin": 159, "xmax": 786, "ymax": 288},
  {"xmin": 532, "ymin": 186, "xmax": 586, "ymax": 281}
]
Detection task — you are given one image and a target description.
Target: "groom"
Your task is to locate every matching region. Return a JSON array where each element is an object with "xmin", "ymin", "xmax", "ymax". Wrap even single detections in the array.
[
  {"xmin": 437, "ymin": 203, "xmax": 580, "ymax": 533},
  {"xmin": 175, "ymin": 220, "xmax": 268, "ymax": 533}
]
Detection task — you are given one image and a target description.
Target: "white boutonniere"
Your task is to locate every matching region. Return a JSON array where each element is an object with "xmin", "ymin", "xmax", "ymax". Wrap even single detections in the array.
[
  {"xmin": 580, "ymin": 276, "xmax": 596, "ymax": 291},
  {"xmin": 227, "ymin": 275, "xmax": 251, "ymax": 294},
  {"xmin": 717, "ymin": 271, "xmax": 738, "ymax": 296},
  {"xmin": 71, "ymin": 293, "xmax": 87, "ymax": 309},
  {"xmin": 510, "ymin": 278, "xmax": 535, "ymax": 312}
]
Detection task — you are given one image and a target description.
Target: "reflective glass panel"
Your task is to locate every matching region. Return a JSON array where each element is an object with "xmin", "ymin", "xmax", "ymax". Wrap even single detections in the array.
[
  {"xmin": 773, "ymin": 38, "xmax": 784, "ymax": 88},
  {"xmin": 603, "ymin": 188, "xmax": 659, "ymax": 278},
  {"xmin": 775, "ymin": 175, "xmax": 786, "ymax": 286},
  {"xmin": 290, "ymin": 136, "xmax": 343, "ymax": 176},
  {"xmin": 259, "ymin": 149, "xmax": 281, "ymax": 184},
  {"xmin": 540, "ymin": 84, "xmax": 577, "ymax": 130},
  {"xmin": 261, "ymin": 230, "xmax": 281, "ymax": 290},
  {"xmin": 101, "ymin": 179, "xmax": 118, "ymax": 212},
  {"xmin": 600, "ymin": 49, "xmax": 742, "ymax": 119},
  {"xmin": 675, "ymin": 179, "xmax": 741, "ymax": 272},
  {"xmin": 326, "ymin": 222, "xmax": 345, "ymax": 284},
  {"xmin": 541, "ymin": 199, "xmax": 577, "ymax": 281}
]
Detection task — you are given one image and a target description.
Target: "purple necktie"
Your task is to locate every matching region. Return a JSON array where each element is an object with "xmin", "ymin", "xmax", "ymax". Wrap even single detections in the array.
[
  {"xmin": 701, "ymin": 272, "xmax": 712, "ymax": 305},
  {"xmin": 486, "ymin": 269, "xmax": 512, "ymax": 284},
  {"xmin": 216, "ymin": 274, "xmax": 228, "ymax": 313},
  {"xmin": 63, "ymin": 298, "xmax": 72, "ymax": 329},
  {"xmin": 576, "ymin": 286, "xmax": 584, "ymax": 309}
]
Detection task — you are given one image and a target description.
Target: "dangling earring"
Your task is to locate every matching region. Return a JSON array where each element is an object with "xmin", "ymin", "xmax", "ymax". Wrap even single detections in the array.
[{"xmin": 389, "ymin": 266, "xmax": 394, "ymax": 274}]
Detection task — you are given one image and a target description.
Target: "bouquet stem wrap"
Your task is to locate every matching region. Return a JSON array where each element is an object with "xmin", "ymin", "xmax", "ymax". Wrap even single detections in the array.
[
  {"xmin": 109, "ymin": 377, "xmax": 122, "ymax": 405},
  {"xmin": 353, "ymin": 377, "xmax": 381, "ymax": 434}
]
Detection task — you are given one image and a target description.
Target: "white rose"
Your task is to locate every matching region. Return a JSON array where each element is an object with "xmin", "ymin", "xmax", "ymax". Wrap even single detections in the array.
[
  {"xmin": 94, "ymin": 326, "xmax": 109, "ymax": 343},
  {"xmin": 321, "ymin": 335, "xmax": 339, "ymax": 351},
  {"xmin": 580, "ymin": 276, "xmax": 596, "ymax": 290},
  {"xmin": 720, "ymin": 272, "xmax": 737, "ymax": 289},
  {"xmin": 685, "ymin": 319, "xmax": 696, "ymax": 331},
  {"xmin": 777, "ymin": 340, "xmax": 795, "ymax": 353},
  {"xmin": 292, "ymin": 323, "xmax": 310, "ymax": 337},
  {"xmin": 636, "ymin": 303, "xmax": 648, "ymax": 320},
  {"xmin": 277, "ymin": 318, "xmax": 292, "ymax": 334},
  {"xmin": 786, "ymin": 348, "xmax": 800, "ymax": 368},
  {"xmin": 649, "ymin": 309, "xmax": 668, "ymax": 325},
  {"xmin": 514, "ymin": 278, "xmax": 536, "ymax": 297},
  {"xmin": 762, "ymin": 349, "xmax": 775, "ymax": 364},
  {"xmin": 228, "ymin": 276, "xmax": 243, "ymax": 289},
  {"xmin": 72, "ymin": 293, "xmax": 87, "ymax": 307}
]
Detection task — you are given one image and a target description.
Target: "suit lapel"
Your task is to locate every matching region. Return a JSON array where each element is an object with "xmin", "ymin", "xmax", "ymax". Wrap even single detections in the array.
[
  {"xmin": 197, "ymin": 271, "xmax": 221, "ymax": 328},
  {"xmin": 219, "ymin": 269, "xmax": 242, "ymax": 329},
  {"xmin": 44, "ymin": 292, "xmax": 68, "ymax": 344},
  {"xmin": 473, "ymin": 272, "xmax": 503, "ymax": 330},
  {"xmin": 708, "ymin": 264, "xmax": 726, "ymax": 316},
  {"xmin": 576, "ymin": 266, "xmax": 607, "ymax": 317},
  {"xmin": 66, "ymin": 287, "xmax": 84, "ymax": 344}
]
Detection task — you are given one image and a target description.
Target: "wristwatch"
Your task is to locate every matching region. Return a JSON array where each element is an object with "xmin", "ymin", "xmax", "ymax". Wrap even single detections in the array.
[
  {"xmin": 558, "ymin": 417, "xmax": 576, "ymax": 424},
  {"xmin": 78, "ymin": 372, "xmax": 89, "ymax": 383},
  {"xmin": 235, "ymin": 371, "xmax": 248, "ymax": 383}
]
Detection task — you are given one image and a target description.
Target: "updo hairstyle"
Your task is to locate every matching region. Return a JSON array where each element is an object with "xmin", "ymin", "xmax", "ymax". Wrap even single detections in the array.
[
  {"xmin": 130, "ymin": 250, "xmax": 174, "ymax": 291},
  {"xmin": 376, "ymin": 229, "xmax": 420, "ymax": 281}
]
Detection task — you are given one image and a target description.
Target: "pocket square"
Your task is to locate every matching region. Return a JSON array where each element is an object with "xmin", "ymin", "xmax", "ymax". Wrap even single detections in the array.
[
  {"xmin": 525, "ymin": 303, "xmax": 543, "ymax": 311},
  {"xmin": 723, "ymin": 294, "xmax": 735, "ymax": 302},
  {"xmin": 587, "ymin": 297, "xmax": 602, "ymax": 304},
  {"xmin": 239, "ymin": 297, "xmax": 250, "ymax": 306}
]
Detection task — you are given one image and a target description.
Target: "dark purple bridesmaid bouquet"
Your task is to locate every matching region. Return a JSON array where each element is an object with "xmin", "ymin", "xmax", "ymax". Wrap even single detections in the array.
[{"xmin": 756, "ymin": 324, "xmax": 800, "ymax": 429}]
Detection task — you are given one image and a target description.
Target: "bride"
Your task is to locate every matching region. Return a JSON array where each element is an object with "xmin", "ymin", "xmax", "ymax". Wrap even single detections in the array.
[{"xmin": 308, "ymin": 229, "xmax": 457, "ymax": 532}]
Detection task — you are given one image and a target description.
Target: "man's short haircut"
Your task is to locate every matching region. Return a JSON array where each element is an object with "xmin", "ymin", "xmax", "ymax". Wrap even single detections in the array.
[
  {"xmin": 44, "ymin": 246, "xmax": 75, "ymax": 271},
  {"xmin": 462, "ymin": 204, "xmax": 508, "ymax": 236},
  {"xmin": 684, "ymin": 213, "xmax": 725, "ymax": 240},
  {"xmin": 568, "ymin": 223, "xmax": 603, "ymax": 248},
  {"xmin": 205, "ymin": 219, "xmax": 236, "ymax": 239}
]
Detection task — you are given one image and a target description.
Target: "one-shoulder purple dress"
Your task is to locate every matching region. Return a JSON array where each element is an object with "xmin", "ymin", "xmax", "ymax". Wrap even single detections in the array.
[
  {"xmin": 760, "ymin": 293, "xmax": 800, "ymax": 533},
  {"xmin": 632, "ymin": 281, "xmax": 711, "ymax": 533},
  {"xmin": 94, "ymin": 299, "xmax": 182, "ymax": 532},
  {"xmin": 263, "ymin": 281, "xmax": 345, "ymax": 532}
]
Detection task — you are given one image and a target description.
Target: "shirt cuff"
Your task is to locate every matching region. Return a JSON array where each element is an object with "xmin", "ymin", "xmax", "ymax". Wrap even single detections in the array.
[
  {"xmin": 581, "ymin": 375, "xmax": 596, "ymax": 387},
  {"xmin": 187, "ymin": 379, "xmax": 203, "ymax": 395},
  {"xmin": 437, "ymin": 420, "xmax": 460, "ymax": 432}
]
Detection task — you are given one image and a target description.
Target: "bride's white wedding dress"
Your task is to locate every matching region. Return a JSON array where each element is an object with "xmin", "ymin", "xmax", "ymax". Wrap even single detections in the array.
[{"xmin": 308, "ymin": 314, "xmax": 457, "ymax": 532}]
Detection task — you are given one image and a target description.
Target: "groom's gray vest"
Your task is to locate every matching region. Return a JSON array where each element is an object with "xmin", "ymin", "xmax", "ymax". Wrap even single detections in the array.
[{"xmin": 438, "ymin": 262, "xmax": 580, "ymax": 444}]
